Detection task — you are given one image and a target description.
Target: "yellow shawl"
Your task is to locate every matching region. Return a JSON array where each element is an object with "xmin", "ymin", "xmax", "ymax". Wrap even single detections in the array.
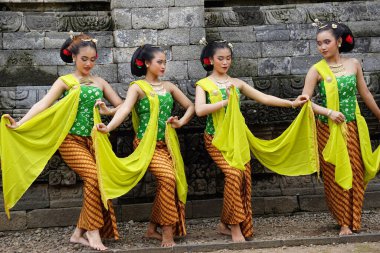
[
  {"xmin": 91, "ymin": 80, "xmax": 187, "ymax": 209},
  {"xmin": 314, "ymin": 59, "xmax": 380, "ymax": 190},
  {"xmin": 0, "ymin": 74, "xmax": 81, "ymax": 218},
  {"xmin": 197, "ymin": 77, "xmax": 319, "ymax": 176}
]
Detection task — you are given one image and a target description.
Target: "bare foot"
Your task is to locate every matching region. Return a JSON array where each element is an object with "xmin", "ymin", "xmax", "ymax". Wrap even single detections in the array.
[
  {"xmin": 161, "ymin": 225, "xmax": 176, "ymax": 247},
  {"xmin": 144, "ymin": 222, "xmax": 162, "ymax": 241},
  {"xmin": 217, "ymin": 222, "xmax": 231, "ymax": 236},
  {"xmin": 339, "ymin": 226, "xmax": 353, "ymax": 236},
  {"xmin": 86, "ymin": 229, "xmax": 108, "ymax": 251},
  {"xmin": 230, "ymin": 224, "xmax": 246, "ymax": 243},
  {"xmin": 70, "ymin": 227, "xmax": 90, "ymax": 247}
]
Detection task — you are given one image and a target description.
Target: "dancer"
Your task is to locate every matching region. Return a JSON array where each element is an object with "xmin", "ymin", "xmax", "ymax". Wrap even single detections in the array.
[
  {"xmin": 195, "ymin": 39, "xmax": 318, "ymax": 242},
  {"xmin": 95, "ymin": 44, "xmax": 194, "ymax": 247},
  {"xmin": 1, "ymin": 33, "xmax": 122, "ymax": 251},
  {"xmin": 302, "ymin": 20, "xmax": 380, "ymax": 235}
]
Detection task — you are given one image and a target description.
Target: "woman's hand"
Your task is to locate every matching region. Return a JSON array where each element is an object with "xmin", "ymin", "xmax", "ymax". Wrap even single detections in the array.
[
  {"xmin": 292, "ymin": 95, "xmax": 309, "ymax": 108},
  {"xmin": 96, "ymin": 123, "xmax": 110, "ymax": 133},
  {"xmin": 167, "ymin": 116, "xmax": 183, "ymax": 129},
  {"xmin": 329, "ymin": 111, "xmax": 346, "ymax": 124},
  {"xmin": 95, "ymin": 100, "xmax": 112, "ymax": 116},
  {"xmin": 4, "ymin": 115, "xmax": 20, "ymax": 129}
]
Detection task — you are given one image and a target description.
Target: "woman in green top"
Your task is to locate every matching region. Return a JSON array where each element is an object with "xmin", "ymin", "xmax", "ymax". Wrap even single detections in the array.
[
  {"xmin": 302, "ymin": 21, "xmax": 380, "ymax": 235},
  {"xmin": 5, "ymin": 33, "xmax": 123, "ymax": 251},
  {"xmin": 195, "ymin": 40, "xmax": 308, "ymax": 242},
  {"xmin": 97, "ymin": 44, "xmax": 195, "ymax": 247}
]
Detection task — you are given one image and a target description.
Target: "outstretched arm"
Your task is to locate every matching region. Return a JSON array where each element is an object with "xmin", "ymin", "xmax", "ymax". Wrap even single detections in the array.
[{"xmin": 194, "ymin": 85, "xmax": 228, "ymax": 117}]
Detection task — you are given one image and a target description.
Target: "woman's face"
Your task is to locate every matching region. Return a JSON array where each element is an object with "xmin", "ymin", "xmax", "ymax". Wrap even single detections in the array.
[
  {"xmin": 146, "ymin": 51, "xmax": 166, "ymax": 77},
  {"xmin": 316, "ymin": 30, "xmax": 341, "ymax": 59},
  {"xmin": 211, "ymin": 47, "xmax": 232, "ymax": 75},
  {"xmin": 73, "ymin": 46, "xmax": 97, "ymax": 76}
]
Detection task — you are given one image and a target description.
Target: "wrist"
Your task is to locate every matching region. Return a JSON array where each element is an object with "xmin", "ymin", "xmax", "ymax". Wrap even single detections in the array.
[
  {"xmin": 326, "ymin": 109, "xmax": 333, "ymax": 118},
  {"xmin": 290, "ymin": 100, "xmax": 296, "ymax": 109}
]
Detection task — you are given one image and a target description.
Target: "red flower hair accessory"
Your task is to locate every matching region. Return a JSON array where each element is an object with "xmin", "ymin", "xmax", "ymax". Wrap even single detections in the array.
[
  {"xmin": 345, "ymin": 35, "xmax": 353, "ymax": 44},
  {"xmin": 135, "ymin": 59, "xmax": 144, "ymax": 69},
  {"xmin": 63, "ymin": 49, "xmax": 71, "ymax": 56},
  {"xmin": 203, "ymin": 57, "xmax": 211, "ymax": 66}
]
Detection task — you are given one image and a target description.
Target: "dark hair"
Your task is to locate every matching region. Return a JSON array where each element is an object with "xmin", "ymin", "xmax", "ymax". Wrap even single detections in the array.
[
  {"xmin": 60, "ymin": 33, "xmax": 98, "ymax": 63},
  {"xmin": 130, "ymin": 44, "xmax": 165, "ymax": 77},
  {"xmin": 200, "ymin": 41, "xmax": 233, "ymax": 71},
  {"xmin": 317, "ymin": 22, "xmax": 355, "ymax": 53}
]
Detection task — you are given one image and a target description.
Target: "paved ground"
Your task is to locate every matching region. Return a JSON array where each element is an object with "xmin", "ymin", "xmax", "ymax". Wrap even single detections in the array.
[{"xmin": 2, "ymin": 210, "xmax": 380, "ymax": 252}]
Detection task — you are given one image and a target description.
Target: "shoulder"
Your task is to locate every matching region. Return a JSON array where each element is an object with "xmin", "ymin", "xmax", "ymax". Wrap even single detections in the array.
[
  {"xmin": 92, "ymin": 75, "xmax": 108, "ymax": 88},
  {"xmin": 345, "ymin": 57, "xmax": 361, "ymax": 67},
  {"xmin": 230, "ymin": 78, "xmax": 246, "ymax": 89},
  {"xmin": 162, "ymin": 81, "xmax": 178, "ymax": 91}
]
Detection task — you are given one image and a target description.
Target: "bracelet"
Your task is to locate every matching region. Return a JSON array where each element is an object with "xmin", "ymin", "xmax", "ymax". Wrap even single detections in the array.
[
  {"xmin": 291, "ymin": 101, "xmax": 296, "ymax": 109},
  {"xmin": 327, "ymin": 109, "xmax": 333, "ymax": 117}
]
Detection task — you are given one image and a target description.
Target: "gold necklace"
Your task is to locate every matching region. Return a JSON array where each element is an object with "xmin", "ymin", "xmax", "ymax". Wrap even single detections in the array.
[
  {"xmin": 211, "ymin": 75, "xmax": 230, "ymax": 84},
  {"xmin": 328, "ymin": 63, "xmax": 346, "ymax": 74}
]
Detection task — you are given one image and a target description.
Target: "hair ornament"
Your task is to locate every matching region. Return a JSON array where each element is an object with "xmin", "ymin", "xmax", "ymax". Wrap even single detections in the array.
[
  {"xmin": 69, "ymin": 30, "xmax": 74, "ymax": 39},
  {"xmin": 332, "ymin": 23, "xmax": 338, "ymax": 29},
  {"xmin": 312, "ymin": 19, "xmax": 327, "ymax": 29},
  {"xmin": 228, "ymin": 42, "xmax": 233, "ymax": 51},
  {"xmin": 199, "ymin": 37, "xmax": 208, "ymax": 46},
  {"xmin": 135, "ymin": 59, "xmax": 144, "ymax": 69},
  {"xmin": 345, "ymin": 34, "xmax": 353, "ymax": 44},
  {"xmin": 81, "ymin": 38, "xmax": 98, "ymax": 44},
  {"xmin": 63, "ymin": 49, "xmax": 72, "ymax": 56}
]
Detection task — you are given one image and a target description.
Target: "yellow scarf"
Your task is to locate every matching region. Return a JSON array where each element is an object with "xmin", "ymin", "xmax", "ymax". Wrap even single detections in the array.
[
  {"xmin": 314, "ymin": 59, "xmax": 380, "ymax": 189},
  {"xmin": 0, "ymin": 74, "xmax": 80, "ymax": 218},
  {"xmin": 197, "ymin": 78, "xmax": 319, "ymax": 176},
  {"xmin": 91, "ymin": 80, "xmax": 187, "ymax": 209}
]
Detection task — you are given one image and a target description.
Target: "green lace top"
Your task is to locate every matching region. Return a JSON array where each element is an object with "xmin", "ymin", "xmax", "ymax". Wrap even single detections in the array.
[
  {"xmin": 318, "ymin": 74, "xmax": 357, "ymax": 123},
  {"xmin": 205, "ymin": 88, "xmax": 241, "ymax": 135},
  {"xmin": 65, "ymin": 85, "xmax": 103, "ymax": 136},
  {"xmin": 136, "ymin": 92, "xmax": 174, "ymax": 141}
]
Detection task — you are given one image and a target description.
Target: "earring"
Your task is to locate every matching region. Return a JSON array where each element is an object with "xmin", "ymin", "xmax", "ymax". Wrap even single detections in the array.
[
  {"xmin": 338, "ymin": 44, "xmax": 341, "ymax": 47},
  {"xmin": 211, "ymin": 61, "xmax": 214, "ymax": 65}
]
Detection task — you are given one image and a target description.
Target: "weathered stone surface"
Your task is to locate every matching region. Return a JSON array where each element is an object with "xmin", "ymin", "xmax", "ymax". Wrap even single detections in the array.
[
  {"xmin": 169, "ymin": 6, "xmax": 204, "ymax": 28},
  {"xmin": 252, "ymin": 197, "xmax": 265, "ymax": 215},
  {"xmin": 258, "ymin": 57, "xmax": 291, "ymax": 76},
  {"xmin": 190, "ymin": 27, "xmax": 206, "ymax": 45},
  {"xmin": 228, "ymin": 58, "xmax": 258, "ymax": 77},
  {"xmin": 299, "ymin": 195, "xmax": 328, "ymax": 212},
  {"xmin": 370, "ymin": 37, "xmax": 380, "ymax": 53},
  {"xmin": 233, "ymin": 42, "xmax": 261, "ymax": 58},
  {"xmin": 114, "ymin": 29, "xmax": 157, "ymax": 47},
  {"xmin": 191, "ymin": 199, "xmax": 223, "ymax": 218},
  {"xmin": 132, "ymin": 8, "xmax": 168, "ymax": 29},
  {"xmin": 44, "ymin": 32, "xmax": 68, "ymax": 49},
  {"xmin": 264, "ymin": 196, "xmax": 298, "ymax": 214},
  {"xmin": 256, "ymin": 29, "xmax": 290, "ymax": 42},
  {"xmin": 158, "ymin": 28, "xmax": 189, "ymax": 46},
  {"xmin": 25, "ymin": 12, "xmax": 58, "ymax": 31},
  {"xmin": 58, "ymin": 11, "xmax": 112, "ymax": 32},
  {"xmin": 290, "ymin": 55, "xmax": 321, "ymax": 75},
  {"xmin": 111, "ymin": 0, "xmax": 174, "ymax": 9},
  {"xmin": 346, "ymin": 21, "xmax": 380, "ymax": 37},
  {"xmin": 3, "ymin": 32, "xmax": 45, "ymax": 50},
  {"xmin": 262, "ymin": 41, "xmax": 309, "ymax": 58},
  {"xmin": 112, "ymin": 47, "xmax": 137, "ymax": 63},
  {"xmin": 162, "ymin": 61, "xmax": 188, "ymax": 80},
  {"xmin": 364, "ymin": 191, "xmax": 380, "ymax": 209},
  {"xmin": 112, "ymin": 8, "xmax": 132, "ymax": 30},
  {"xmin": 279, "ymin": 175, "xmax": 315, "ymax": 196},
  {"xmin": 351, "ymin": 37, "xmax": 371, "ymax": 54},
  {"xmin": 172, "ymin": 45, "xmax": 203, "ymax": 60},
  {"xmin": 121, "ymin": 203, "xmax": 152, "ymax": 222},
  {"xmin": 175, "ymin": 0, "xmax": 203, "ymax": 6},
  {"xmin": 0, "ymin": 184, "xmax": 49, "ymax": 211},
  {"xmin": 0, "ymin": 66, "xmax": 58, "ymax": 87},
  {"xmin": 117, "ymin": 63, "xmax": 134, "ymax": 83},
  {"xmin": 49, "ymin": 184, "xmax": 83, "ymax": 208},
  {"xmin": 27, "ymin": 207, "xmax": 81, "ymax": 228},
  {"xmin": 252, "ymin": 174, "xmax": 282, "ymax": 197},
  {"xmin": 218, "ymin": 26, "xmax": 256, "ymax": 43},
  {"xmin": 188, "ymin": 60, "xmax": 207, "ymax": 79},
  {"xmin": 288, "ymin": 24, "xmax": 316, "ymax": 41},
  {"xmin": 0, "ymin": 211, "xmax": 27, "ymax": 231},
  {"xmin": 363, "ymin": 54, "xmax": 380, "ymax": 72},
  {"xmin": 0, "ymin": 11, "xmax": 23, "ymax": 32}
]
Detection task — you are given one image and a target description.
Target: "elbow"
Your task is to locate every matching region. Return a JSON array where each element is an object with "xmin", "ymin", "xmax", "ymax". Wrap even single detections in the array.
[{"xmin": 195, "ymin": 106, "xmax": 206, "ymax": 117}]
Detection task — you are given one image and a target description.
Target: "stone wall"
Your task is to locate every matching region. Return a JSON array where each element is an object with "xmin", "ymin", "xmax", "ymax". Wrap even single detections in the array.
[{"xmin": 0, "ymin": 0, "xmax": 380, "ymax": 230}]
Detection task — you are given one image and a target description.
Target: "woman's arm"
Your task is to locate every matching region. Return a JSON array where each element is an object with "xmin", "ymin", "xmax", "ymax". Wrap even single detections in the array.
[
  {"xmin": 194, "ymin": 85, "xmax": 228, "ymax": 117},
  {"xmin": 355, "ymin": 58, "xmax": 380, "ymax": 120},
  {"xmin": 96, "ymin": 84, "xmax": 140, "ymax": 133},
  {"xmin": 5, "ymin": 78, "xmax": 68, "ymax": 128},
  {"xmin": 166, "ymin": 82, "xmax": 195, "ymax": 128},
  {"xmin": 94, "ymin": 77, "xmax": 123, "ymax": 116}
]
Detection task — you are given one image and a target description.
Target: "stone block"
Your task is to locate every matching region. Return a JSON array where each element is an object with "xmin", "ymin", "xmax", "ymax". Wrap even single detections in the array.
[
  {"xmin": 58, "ymin": 64, "xmax": 118, "ymax": 83},
  {"xmin": 279, "ymin": 175, "xmax": 315, "ymax": 196},
  {"xmin": 112, "ymin": 8, "xmax": 132, "ymax": 30},
  {"xmin": 132, "ymin": 8, "xmax": 168, "ymax": 29},
  {"xmin": 118, "ymin": 63, "xmax": 134, "ymax": 83},
  {"xmin": 363, "ymin": 54, "xmax": 380, "ymax": 72},
  {"xmin": 252, "ymin": 197, "xmax": 265, "ymax": 215},
  {"xmin": 218, "ymin": 26, "xmax": 256, "ymax": 43},
  {"xmin": 299, "ymin": 195, "xmax": 328, "ymax": 212},
  {"xmin": 370, "ymin": 37, "xmax": 380, "ymax": 53},
  {"xmin": 0, "ymin": 211, "xmax": 27, "ymax": 231},
  {"xmin": 27, "ymin": 207, "xmax": 81, "ymax": 228},
  {"xmin": 363, "ymin": 191, "xmax": 380, "ymax": 210},
  {"xmin": 233, "ymin": 42, "xmax": 261, "ymax": 58},
  {"xmin": 0, "ymin": 184, "xmax": 49, "ymax": 211},
  {"xmin": 191, "ymin": 199, "xmax": 223, "ymax": 218},
  {"xmin": 3, "ymin": 31, "xmax": 45, "ymax": 50},
  {"xmin": 346, "ymin": 21, "xmax": 380, "ymax": 37},
  {"xmin": 351, "ymin": 37, "xmax": 370, "ymax": 53},
  {"xmin": 0, "ymin": 66, "xmax": 58, "ymax": 87},
  {"xmin": 114, "ymin": 29, "xmax": 157, "ymax": 48},
  {"xmin": 33, "ymin": 49, "xmax": 65, "ymax": 66},
  {"xmin": 96, "ymin": 48, "xmax": 113, "ymax": 65},
  {"xmin": 91, "ymin": 31, "xmax": 114, "ymax": 48},
  {"xmin": 162, "ymin": 61, "xmax": 188, "ymax": 80},
  {"xmin": 188, "ymin": 60, "xmax": 207, "ymax": 79},
  {"xmin": 24, "ymin": 12, "xmax": 58, "ymax": 31},
  {"xmin": 290, "ymin": 55, "xmax": 321, "ymax": 75},
  {"xmin": 49, "ymin": 184, "xmax": 83, "ymax": 208},
  {"xmin": 0, "ymin": 11, "xmax": 23, "ymax": 32},
  {"xmin": 252, "ymin": 173, "xmax": 282, "ymax": 197},
  {"xmin": 258, "ymin": 57, "xmax": 291, "ymax": 76},
  {"xmin": 264, "ymin": 196, "xmax": 299, "ymax": 214},
  {"xmin": 158, "ymin": 28, "xmax": 189, "ymax": 46},
  {"xmin": 169, "ymin": 6, "xmax": 204, "ymax": 28},
  {"xmin": 190, "ymin": 27, "xmax": 206, "ymax": 45},
  {"xmin": 256, "ymin": 29, "xmax": 290, "ymax": 42},
  {"xmin": 288, "ymin": 24, "xmax": 316, "ymax": 41},
  {"xmin": 228, "ymin": 58, "xmax": 258, "ymax": 77},
  {"xmin": 111, "ymin": 0, "xmax": 174, "ymax": 8},
  {"xmin": 172, "ymin": 45, "xmax": 203, "ymax": 60},
  {"xmin": 121, "ymin": 203, "xmax": 152, "ymax": 222},
  {"xmin": 113, "ymin": 47, "xmax": 138, "ymax": 63},
  {"xmin": 175, "ymin": 0, "xmax": 203, "ymax": 6},
  {"xmin": 0, "ymin": 33, "xmax": 2, "ymax": 50},
  {"xmin": 262, "ymin": 41, "xmax": 309, "ymax": 58},
  {"xmin": 44, "ymin": 32, "xmax": 68, "ymax": 49}
]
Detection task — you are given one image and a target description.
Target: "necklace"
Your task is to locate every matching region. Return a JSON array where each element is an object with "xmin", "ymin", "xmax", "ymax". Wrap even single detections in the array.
[
  {"xmin": 211, "ymin": 75, "xmax": 230, "ymax": 84},
  {"xmin": 328, "ymin": 63, "xmax": 346, "ymax": 74},
  {"xmin": 145, "ymin": 80, "xmax": 165, "ymax": 94}
]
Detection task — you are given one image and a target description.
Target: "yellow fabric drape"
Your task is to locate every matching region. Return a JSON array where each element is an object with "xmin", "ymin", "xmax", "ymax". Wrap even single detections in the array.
[
  {"xmin": 196, "ymin": 77, "xmax": 319, "ymax": 176},
  {"xmin": 0, "ymin": 74, "xmax": 81, "ymax": 218},
  {"xmin": 314, "ymin": 59, "xmax": 380, "ymax": 189},
  {"xmin": 92, "ymin": 80, "xmax": 187, "ymax": 208}
]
